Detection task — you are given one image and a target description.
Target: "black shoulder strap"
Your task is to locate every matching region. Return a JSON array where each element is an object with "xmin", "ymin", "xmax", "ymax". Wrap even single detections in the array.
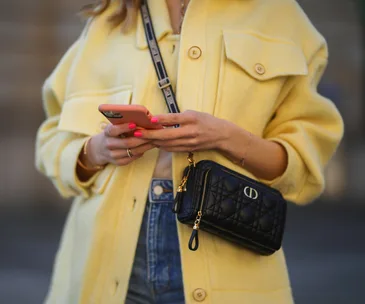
[{"xmin": 140, "ymin": 0, "xmax": 181, "ymax": 115}]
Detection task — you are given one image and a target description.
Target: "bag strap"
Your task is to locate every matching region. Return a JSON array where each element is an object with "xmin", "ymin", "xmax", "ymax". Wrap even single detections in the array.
[
  {"xmin": 140, "ymin": 0, "xmax": 181, "ymax": 115},
  {"xmin": 140, "ymin": 0, "xmax": 195, "ymax": 165}
]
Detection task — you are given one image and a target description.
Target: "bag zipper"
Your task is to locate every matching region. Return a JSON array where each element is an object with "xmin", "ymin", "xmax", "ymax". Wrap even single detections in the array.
[
  {"xmin": 188, "ymin": 168, "xmax": 211, "ymax": 251},
  {"xmin": 173, "ymin": 153, "xmax": 196, "ymax": 213}
]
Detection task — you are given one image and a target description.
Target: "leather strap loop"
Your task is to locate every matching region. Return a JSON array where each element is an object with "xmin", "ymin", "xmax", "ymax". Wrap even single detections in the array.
[{"xmin": 188, "ymin": 229, "xmax": 199, "ymax": 251}]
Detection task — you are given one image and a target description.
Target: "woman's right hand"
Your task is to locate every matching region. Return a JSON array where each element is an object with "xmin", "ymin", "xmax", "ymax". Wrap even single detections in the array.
[{"xmin": 85, "ymin": 123, "xmax": 156, "ymax": 167}]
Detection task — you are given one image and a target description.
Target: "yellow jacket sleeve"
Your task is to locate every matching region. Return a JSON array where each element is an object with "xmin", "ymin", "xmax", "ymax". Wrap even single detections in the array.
[
  {"xmin": 261, "ymin": 45, "xmax": 344, "ymax": 205},
  {"xmin": 35, "ymin": 37, "xmax": 99, "ymax": 199}
]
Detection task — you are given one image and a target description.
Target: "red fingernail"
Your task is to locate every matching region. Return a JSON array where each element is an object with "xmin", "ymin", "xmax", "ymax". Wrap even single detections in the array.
[
  {"xmin": 151, "ymin": 117, "xmax": 158, "ymax": 123},
  {"xmin": 129, "ymin": 123, "xmax": 136, "ymax": 129},
  {"xmin": 134, "ymin": 131, "xmax": 143, "ymax": 137}
]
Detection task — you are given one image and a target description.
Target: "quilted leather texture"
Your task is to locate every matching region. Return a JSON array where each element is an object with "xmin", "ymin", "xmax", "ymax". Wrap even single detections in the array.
[{"xmin": 176, "ymin": 160, "xmax": 287, "ymax": 255}]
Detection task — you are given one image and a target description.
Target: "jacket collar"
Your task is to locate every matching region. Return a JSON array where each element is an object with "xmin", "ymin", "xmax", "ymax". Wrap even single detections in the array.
[{"xmin": 135, "ymin": 0, "xmax": 173, "ymax": 49}]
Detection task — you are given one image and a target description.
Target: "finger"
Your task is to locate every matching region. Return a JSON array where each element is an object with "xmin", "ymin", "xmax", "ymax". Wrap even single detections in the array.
[
  {"xmin": 149, "ymin": 113, "xmax": 185, "ymax": 126},
  {"xmin": 104, "ymin": 123, "xmax": 136, "ymax": 137},
  {"xmin": 132, "ymin": 143, "xmax": 156, "ymax": 155},
  {"xmin": 105, "ymin": 137, "xmax": 150, "ymax": 150},
  {"xmin": 121, "ymin": 137, "xmax": 153, "ymax": 149},
  {"xmin": 134, "ymin": 126, "xmax": 194, "ymax": 141},
  {"xmin": 152, "ymin": 138, "xmax": 198, "ymax": 147},
  {"xmin": 109, "ymin": 143, "xmax": 156, "ymax": 159},
  {"xmin": 150, "ymin": 111, "xmax": 197, "ymax": 126}
]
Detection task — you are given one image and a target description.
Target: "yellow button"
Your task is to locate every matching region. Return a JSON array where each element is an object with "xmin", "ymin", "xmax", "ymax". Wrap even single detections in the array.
[
  {"xmin": 188, "ymin": 46, "xmax": 202, "ymax": 59},
  {"xmin": 254, "ymin": 63, "xmax": 266, "ymax": 75},
  {"xmin": 192, "ymin": 288, "xmax": 207, "ymax": 302}
]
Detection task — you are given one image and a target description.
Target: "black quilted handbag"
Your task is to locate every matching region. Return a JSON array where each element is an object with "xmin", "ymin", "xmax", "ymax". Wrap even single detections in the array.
[
  {"xmin": 172, "ymin": 156, "xmax": 287, "ymax": 255},
  {"xmin": 141, "ymin": 0, "xmax": 287, "ymax": 255}
]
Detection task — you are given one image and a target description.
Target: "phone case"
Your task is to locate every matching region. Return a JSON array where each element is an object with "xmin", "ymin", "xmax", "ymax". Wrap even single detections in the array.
[{"xmin": 98, "ymin": 104, "xmax": 163, "ymax": 130}]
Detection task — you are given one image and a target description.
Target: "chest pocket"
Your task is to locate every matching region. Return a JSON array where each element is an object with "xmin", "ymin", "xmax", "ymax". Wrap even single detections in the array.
[
  {"xmin": 222, "ymin": 30, "xmax": 308, "ymax": 81},
  {"xmin": 58, "ymin": 86, "xmax": 132, "ymax": 136},
  {"xmin": 215, "ymin": 30, "xmax": 308, "ymax": 128}
]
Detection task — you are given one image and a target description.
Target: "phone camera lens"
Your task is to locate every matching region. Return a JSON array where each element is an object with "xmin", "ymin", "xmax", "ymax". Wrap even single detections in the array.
[{"xmin": 103, "ymin": 111, "xmax": 123, "ymax": 119}]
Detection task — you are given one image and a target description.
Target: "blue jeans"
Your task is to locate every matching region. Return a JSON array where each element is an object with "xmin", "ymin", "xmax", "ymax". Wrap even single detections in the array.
[{"xmin": 126, "ymin": 179, "xmax": 185, "ymax": 304}]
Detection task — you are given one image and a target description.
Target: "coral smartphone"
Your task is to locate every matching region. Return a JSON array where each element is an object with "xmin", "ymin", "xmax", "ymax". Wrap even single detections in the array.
[{"xmin": 98, "ymin": 104, "xmax": 163, "ymax": 130}]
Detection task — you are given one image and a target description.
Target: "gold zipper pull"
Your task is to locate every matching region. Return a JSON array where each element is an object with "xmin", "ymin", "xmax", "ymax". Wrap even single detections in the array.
[
  {"xmin": 176, "ymin": 158, "xmax": 194, "ymax": 193},
  {"xmin": 188, "ymin": 168, "xmax": 210, "ymax": 251},
  {"xmin": 173, "ymin": 177, "xmax": 187, "ymax": 213},
  {"xmin": 173, "ymin": 167, "xmax": 192, "ymax": 213},
  {"xmin": 173, "ymin": 153, "xmax": 196, "ymax": 213},
  {"xmin": 178, "ymin": 176, "xmax": 188, "ymax": 192},
  {"xmin": 193, "ymin": 211, "xmax": 202, "ymax": 230},
  {"xmin": 187, "ymin": 152, "xmax": 196, "ymax": 167}
]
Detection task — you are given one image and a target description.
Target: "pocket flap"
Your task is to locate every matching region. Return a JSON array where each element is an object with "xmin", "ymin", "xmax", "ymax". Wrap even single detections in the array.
[
  {"xmin": 58, "ymin": 88, "xmax": 132, "ymax": 136},
  {"xmin": 223, "ymin": 30, "xmax": 308, "ymax": 81}
]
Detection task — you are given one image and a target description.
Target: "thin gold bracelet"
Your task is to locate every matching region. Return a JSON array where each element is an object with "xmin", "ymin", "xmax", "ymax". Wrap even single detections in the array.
[
  {"xmin": 77, "ymin": 138, "xmax": 104, "ymax": 171},
  {"xmin": 83, "ymin": 137, "xmax": 92, "ymax": 156}
]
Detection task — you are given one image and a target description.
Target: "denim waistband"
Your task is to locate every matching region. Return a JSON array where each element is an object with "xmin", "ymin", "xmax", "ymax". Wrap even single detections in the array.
[{"xmin": 148, "ymin": 178, "xmax": 174, "ymax": 203}]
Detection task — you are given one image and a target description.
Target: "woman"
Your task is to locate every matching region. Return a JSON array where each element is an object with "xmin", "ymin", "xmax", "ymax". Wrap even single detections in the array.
[{"xmin": 36, "ymin": 0, "xmax": 344, "ymax": 303}]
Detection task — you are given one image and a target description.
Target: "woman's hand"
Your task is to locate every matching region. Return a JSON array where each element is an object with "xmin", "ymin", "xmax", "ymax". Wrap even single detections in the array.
[
  {"xmin": 85, "ymin": 123, "xmax": 156, "ymax": 167},
  {"xmin": 131, "ymin": 110, "xmax": 287, "ymax": 181},
  {"xmin": 133, "ymin": 110, "xmax": 230, "ymax": 152}
]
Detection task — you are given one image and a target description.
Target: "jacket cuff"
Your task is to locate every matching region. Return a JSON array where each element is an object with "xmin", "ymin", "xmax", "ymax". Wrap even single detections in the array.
[
  {"xmin": 59, "ymin": 137, "xmax": 100, "ymax": 198},
  {"xmin": 258, "ymin": 138, "xmax": 307, "ymax": 201}
]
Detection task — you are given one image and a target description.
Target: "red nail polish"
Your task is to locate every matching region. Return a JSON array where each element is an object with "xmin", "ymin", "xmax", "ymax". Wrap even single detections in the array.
[
  {"xmin": 129, "ymin": 123, "xmax": 136, "ymax": 129},
  {"xmin": 151, "ymin": 117, "xmax": 158, "ymax": 123},
  {"xmin": 134, "ymin": 131, "xmax": 143, "ymax": 137}
]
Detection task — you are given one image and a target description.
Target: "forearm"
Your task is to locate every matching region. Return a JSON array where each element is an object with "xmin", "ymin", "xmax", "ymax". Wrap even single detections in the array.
[{"xmin": 217, "ymin": 121, "xmax": 288, "ymax": 181}]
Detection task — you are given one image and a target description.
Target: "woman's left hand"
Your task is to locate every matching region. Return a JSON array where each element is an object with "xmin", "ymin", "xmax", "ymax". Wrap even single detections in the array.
[{"xmin": 134, "ymin": 110, "xmax": 230, "ymax": 152}]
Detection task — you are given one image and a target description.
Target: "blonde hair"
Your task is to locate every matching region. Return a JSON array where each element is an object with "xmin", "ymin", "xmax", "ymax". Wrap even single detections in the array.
[{"xmin": 82, "ymin": 0, "xmax": 142, "ymax": 32}]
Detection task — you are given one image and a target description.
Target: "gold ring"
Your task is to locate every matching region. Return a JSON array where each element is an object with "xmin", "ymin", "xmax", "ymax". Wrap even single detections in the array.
[{"xmin": 126, "ymin": 148, "xmax": 133, "ymax": 158}]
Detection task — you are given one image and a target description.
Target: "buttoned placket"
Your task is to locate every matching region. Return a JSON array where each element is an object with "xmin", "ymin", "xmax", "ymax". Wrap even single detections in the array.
[{"xmin": 173, "ymin": 0, "xmax": 211, "ymax": 301}]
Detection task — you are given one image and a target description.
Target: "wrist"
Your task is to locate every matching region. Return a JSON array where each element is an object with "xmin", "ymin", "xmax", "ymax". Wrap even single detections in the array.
[
  {"xmin": 217, "ymin": 122, "xmax": 254, "ymax": 165},
  {"xmin": 216, "ymin": 119, "xmax": 239, "ymax": 153},
  {"xmin": 78, "ymin": 137, "xmax": 105, "ymax": 171}
]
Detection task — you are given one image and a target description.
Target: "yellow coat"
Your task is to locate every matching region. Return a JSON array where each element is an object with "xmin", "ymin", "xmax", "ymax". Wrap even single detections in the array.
[{"xmin": 36, "ymin": 0, "xmax": 344, "ymax": 303}]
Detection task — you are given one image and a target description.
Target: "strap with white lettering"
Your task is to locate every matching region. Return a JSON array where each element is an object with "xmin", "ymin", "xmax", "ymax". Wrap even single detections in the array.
[{"xmin": 140, "ymin": 0, "xmax": 181, "ymax": 116}]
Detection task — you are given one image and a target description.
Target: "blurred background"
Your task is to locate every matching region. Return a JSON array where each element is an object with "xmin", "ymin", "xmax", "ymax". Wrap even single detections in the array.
[{"xmin": 0, "ymin": 0, "xmax": 364, "ymax": 303}]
